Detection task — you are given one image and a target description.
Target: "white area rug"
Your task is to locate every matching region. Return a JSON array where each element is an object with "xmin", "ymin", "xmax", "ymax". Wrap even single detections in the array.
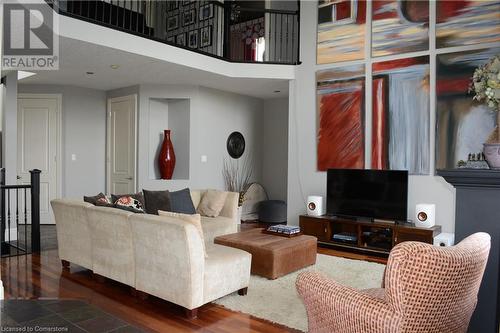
[{"xmin": 214, "ymin": 254, "xmax": 385, "ymax": 332}]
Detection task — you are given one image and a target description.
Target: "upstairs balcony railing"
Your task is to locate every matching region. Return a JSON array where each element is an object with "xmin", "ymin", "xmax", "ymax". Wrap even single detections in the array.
[{"xmin": 49, "ymin": 0, "xmax": 300, "ymax": 65}]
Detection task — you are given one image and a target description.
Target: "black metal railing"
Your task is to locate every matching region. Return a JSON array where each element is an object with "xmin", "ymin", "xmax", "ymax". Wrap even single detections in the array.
[
  {"xmin": 0, "ymin": 169, "xmax": 41, "ymax": 257},
  {"xmin": 48, "ymin": 0, "xmax": 300, "ymax": 65}
]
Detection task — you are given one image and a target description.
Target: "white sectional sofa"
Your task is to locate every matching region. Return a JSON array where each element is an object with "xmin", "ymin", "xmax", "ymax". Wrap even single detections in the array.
[{"xmin": 51, "ymin": 190, "xmax": 250, "ymax": 318}]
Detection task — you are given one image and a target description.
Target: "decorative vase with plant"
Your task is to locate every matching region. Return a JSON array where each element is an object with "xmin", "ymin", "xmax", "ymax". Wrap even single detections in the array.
[
  {"xmin": 470, "ymin": 54, "xmax": 500, "ymax": 169},
  {"xmin": 158, "ymin": 130, "xmax": 176, "ymax": 179}
]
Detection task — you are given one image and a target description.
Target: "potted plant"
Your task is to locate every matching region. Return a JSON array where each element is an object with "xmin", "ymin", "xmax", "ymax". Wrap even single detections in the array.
[{"xmin": 470, "ymin": 55, "xmax": 500, "ymax": 169}]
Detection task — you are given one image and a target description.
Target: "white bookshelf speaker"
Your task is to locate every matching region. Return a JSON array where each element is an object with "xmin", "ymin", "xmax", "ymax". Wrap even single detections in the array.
[
  {"xmin": 415, "ymin": 203, "xmax": 436, "ymax": 228},
  {"xmin": 307, "ymin": 196, "xmax": 325, "ymax": 216},
  {"xmin": 434, "ymin": 233, "xmax": 455, "ymax": 247}
]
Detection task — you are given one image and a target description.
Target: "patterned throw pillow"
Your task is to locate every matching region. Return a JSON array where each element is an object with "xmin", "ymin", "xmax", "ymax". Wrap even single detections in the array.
[
  {"xmin": 114, "ymin": 196, "xmax": 145, "ymax": 213},
  {"xmin": 95, "ymin": 196, "xmax": 113, "ymax": 207}
]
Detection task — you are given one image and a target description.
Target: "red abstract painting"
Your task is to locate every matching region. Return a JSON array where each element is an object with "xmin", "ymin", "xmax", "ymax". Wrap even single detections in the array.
[{"xmin": 317, "ymin": 65, "xmax": 365, "ymax": 171}]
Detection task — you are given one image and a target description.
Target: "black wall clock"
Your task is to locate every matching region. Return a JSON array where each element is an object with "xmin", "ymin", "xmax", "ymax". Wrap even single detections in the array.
[{"xmin": 226, "ymin": 132, "xmax": 245, "ymax": 159}]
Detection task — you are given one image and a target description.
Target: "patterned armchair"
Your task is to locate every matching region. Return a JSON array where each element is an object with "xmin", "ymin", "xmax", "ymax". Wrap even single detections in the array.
[{"xmin": 296, "ymin": 232, "xmax": 490, "ymax": 333}]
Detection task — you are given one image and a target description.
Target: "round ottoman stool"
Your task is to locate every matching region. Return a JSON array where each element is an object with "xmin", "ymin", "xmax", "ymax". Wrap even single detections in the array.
[{"xmin": 258, "ymin": 200, "xmax": 287, "ymax": 223}]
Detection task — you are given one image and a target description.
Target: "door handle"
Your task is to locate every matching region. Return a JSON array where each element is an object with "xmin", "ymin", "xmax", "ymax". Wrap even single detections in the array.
[
  {"xmin": 125, "ymin": 177, "xmax": 133, "ymax": 180},
  {"xmin": 16, "ymin": 176, "xmax": 21, "ymax": 180}
]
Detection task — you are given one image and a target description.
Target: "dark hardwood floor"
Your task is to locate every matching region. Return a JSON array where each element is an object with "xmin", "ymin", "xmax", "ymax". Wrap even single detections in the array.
[{"xmin": 1, "ymin": 224, "xmax": 386, "ymax": 332}]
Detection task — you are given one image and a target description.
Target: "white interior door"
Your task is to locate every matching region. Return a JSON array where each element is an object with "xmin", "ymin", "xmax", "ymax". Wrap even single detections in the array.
[
  {"xmin": 17, "ymin": 95, "xmax": 60, "ymax": 225},
  {"xmin": 107, "ymin": 95, "xmax": 137, "ymax": 194}
]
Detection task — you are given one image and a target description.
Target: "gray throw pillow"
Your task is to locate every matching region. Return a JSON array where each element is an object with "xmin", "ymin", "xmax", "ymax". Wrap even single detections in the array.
[
  {"xmin": 169, "ymin": 188, "xmax": 196, "ymax": 214},
  {"xmin": 143, "ymin": 189, "xmax": 170, "ymax": 215}
]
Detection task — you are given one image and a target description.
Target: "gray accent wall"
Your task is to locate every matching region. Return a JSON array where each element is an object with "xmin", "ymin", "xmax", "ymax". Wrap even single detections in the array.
[
  {"xmin": 262, "ymin": 98, "xmax": 288, "ymax": 201},
  {"xmin": 17, "ymin": 84, "xmax": 107, "ymax": 199},
  {"xmin": 287, "ymin": 2, "xmax": 456, "ymax": 231},
  {"xmin": 109, "ymin": 84, "xmax": 264, "ymax": 192}
]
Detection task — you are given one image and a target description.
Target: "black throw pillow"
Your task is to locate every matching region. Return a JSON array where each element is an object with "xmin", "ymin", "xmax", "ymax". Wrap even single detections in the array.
[
  {"xmin": 84, "ymin": 193, "xmax": 106, "ymax": 205},
  {"xmin": 169, "ymin": 188, "xmax": 196, "ymax": 214},
  {"xmin": 143, "ymin": 189, "xmax": 171, "ymax": 215},
  {"xmin": 111, "ymin": 193, "xmax": 145, "ymax": 209}
]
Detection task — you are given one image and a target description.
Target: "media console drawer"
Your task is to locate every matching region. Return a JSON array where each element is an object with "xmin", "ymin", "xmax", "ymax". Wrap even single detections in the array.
[
  {"xmin": 299, "ymin": 215, "xmax": 441, "ymax": 255},
  {"xmin": 299, "ymin": 216, "xmax": 331, "ymax": 242}
]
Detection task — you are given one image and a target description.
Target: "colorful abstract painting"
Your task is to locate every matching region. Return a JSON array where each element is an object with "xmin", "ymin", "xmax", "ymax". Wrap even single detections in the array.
[
  {"xmin": 372, "ymin": 56, "xmax": 430, "ymax": 175},
  {"xmin": 317, "ymin": 0, "xmax": 366, "ymax": 64},
  {"xmin": 372, "ymin": 1, "xmax": 429, "ymax": 57},
  {"xmin": 317, "ymin": 65, "xmax": 365, "ymax": 170},
  {"xmin": 436, "ymin": 48, "xmax": 500, "ymax": 169},
  {"xmin": 436, "ymin": 0, "xmax": 500, "ymax": 48}
]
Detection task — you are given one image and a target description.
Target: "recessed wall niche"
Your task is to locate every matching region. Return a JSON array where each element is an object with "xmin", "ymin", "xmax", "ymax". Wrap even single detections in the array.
[{"xmin": 148, "ymin": 98, "xmax": 190, "ymax": 180}]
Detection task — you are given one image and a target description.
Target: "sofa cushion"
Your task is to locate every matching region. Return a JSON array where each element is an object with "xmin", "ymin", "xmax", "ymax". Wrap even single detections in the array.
[
  {"xmin": 203, "ymin": 244, "xmax": 251, "ymax": 303},
  {"xmin": 197, "ymin": 189, "xmax": 228, "ymax": 218},
  {"xmin": 158, "ymin": 210, "xmax": 207, "ymax": 258},
  {"xmin": 114, "ymin": 196, "xmax": 145, "ymax": 213},
  {"xmin": 201, "ymin": 216, "xmax": 237, "ymax": 247},
  {"xmin": 143, "ymin": 189, "xmax": 170, "ymax": 215},
  {"xmin": 169, "ymin": 188, "xmax": 196, "ymax": 214},
  {"xmin": 112, "ymin": 193, "xmax": 145, "ymax": 208}
]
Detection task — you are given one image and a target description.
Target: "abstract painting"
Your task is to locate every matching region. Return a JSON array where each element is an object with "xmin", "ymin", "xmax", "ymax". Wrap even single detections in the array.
[
  {"xmin": 372, "ymin": 0, "xmax": 429, "ymax": 57},
  {"xmin": 317, "ymin": 65, "xmax": 365, "ymax": 170},
  {"xmin": 436, "ymin": 0, "xmax": 500, "ymax": 48},
  {"xmin": 436, "ymin": 48, "xmax": 500, "ymax": 169},
  {"xmin": 372, "ymin": 56, "xmax": 430, "ymax": 175},
  {"xmin": 317, "ymin": 0, "xmax": 366, "ymax": 64}
]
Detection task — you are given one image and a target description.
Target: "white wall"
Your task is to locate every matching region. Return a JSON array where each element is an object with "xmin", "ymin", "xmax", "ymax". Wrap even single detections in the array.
[
  {"xmin": 287, "ymin": 1, "xmax": 457, "ymax": 232},
  {"xmin": 118, "ymin": 84, "xmax": 264, "ymax": 192},
  {"xmin": 17, "ymin": 85, "xmax": 107, "ymax": 198},
  {"xmin": 262, "ymin": 98, "xmax": 288, "ymax": 201}
]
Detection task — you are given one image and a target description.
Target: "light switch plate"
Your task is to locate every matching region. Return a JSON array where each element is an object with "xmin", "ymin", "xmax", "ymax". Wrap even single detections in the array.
[
  {"xmin": 201, "ymin": 155, "xmax": 207, "ymax": 163},
  {"xmin": 71, "ymin": 154, "xmax": 76, "ymax": 161}
]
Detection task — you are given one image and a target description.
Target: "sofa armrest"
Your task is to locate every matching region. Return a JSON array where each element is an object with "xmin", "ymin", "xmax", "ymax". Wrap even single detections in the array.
[
  {"xmin": 296, "ymin": 271, "xmax": 401, "ymax": 333},
  {"xmin": 218, "ymin": 192, "xmax": 239, "ymax": 222}
]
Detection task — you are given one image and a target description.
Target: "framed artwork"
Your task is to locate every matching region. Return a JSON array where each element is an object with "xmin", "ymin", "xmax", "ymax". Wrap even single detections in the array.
[
  {"xmin": 371, "ymin": 0, "xmax": 429, "ymax": 57},
  {"xmin": 316, "ymin": 65, "xmax": 365, "ymax": 170},
  {"xmin": 167, "ymin": 15, "xmax": 179, "ymax": 31},
  {"xmin": 188, "ymin": 30, "xmax": 198, "ymax": 48},
  {"xmin": 183, "ymin": 9, "xmax": 196, "ymax": 26},
  {"xmin": 372, "ymin": 56, "xmax": 430, "ymax": 175},
  {"xmin": 436, "ymin": 47, "xmax": 500, "ymax": 169},
  {"xmin": 436, "ymin": 1, "xmax": 500, "ymax": 48},
  {"xmin": 166, "ymin": 1, "xmax": 178, "ymax": 11},
  {"xmin": 176, "ymin": 33, "xmax": 186, "ymax": 46},
  {"xmin": 200, "ymin": 26, "xmax": 212, "ymax": 47},
  {"xmin": 199, "ymin": 4, "xmax": 214, "ymax": 20},
  {"xmin": 317, "ymin": 0, "xmax": 366, "ymax": 64}
]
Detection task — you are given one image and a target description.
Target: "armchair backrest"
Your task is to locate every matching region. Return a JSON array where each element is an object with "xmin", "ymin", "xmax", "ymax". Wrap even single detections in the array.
[{"xmin": 385, "ymin": 232, "xmax": 490, "ymax": 332}]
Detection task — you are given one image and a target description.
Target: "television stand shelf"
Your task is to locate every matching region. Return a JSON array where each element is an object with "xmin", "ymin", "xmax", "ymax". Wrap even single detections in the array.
[{"xmin": 299, "ymin": 215, "xmax": 441, "ymax": 256}]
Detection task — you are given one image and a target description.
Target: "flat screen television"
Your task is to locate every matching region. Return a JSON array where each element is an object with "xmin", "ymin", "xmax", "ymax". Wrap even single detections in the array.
[{"xmin": 327, "ymin": 169, "xmax": 408, "ymax": 221}]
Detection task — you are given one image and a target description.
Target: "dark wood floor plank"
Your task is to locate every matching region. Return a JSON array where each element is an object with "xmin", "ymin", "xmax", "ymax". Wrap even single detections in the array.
[{"xmin": 1, "ymin": 250, "xmax": 297, "ymax": 333}]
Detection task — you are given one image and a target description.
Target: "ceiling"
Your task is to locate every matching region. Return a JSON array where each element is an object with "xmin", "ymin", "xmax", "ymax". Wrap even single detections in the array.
[{"xmin": 19, "ymin": 37, "xmax": 290, "ymax": 99}]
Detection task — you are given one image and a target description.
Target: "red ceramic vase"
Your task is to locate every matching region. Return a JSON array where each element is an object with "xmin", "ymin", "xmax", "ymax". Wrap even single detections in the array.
[{"xmin": 158, "ymin": 130, "xmax": 176, "ymax": 179}]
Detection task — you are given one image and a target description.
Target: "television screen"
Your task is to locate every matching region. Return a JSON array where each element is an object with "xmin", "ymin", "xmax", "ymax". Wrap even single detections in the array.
[{"xmin": 327, "ymin": 169, "xmax": 408, "ymax": 221}]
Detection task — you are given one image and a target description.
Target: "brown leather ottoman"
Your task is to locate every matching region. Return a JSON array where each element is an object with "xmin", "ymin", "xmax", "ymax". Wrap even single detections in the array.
[{"xmin": 214, "ymin": 228, "xmax": 317, "ymax": 279}]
